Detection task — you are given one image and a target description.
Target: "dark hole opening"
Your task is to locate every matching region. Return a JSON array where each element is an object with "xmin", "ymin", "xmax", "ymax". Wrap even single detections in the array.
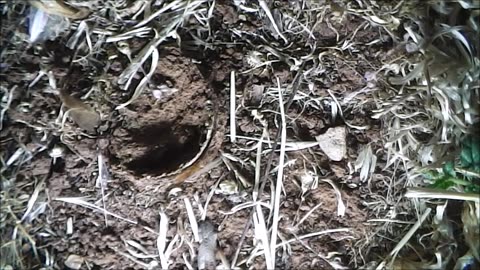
[{"xmin": 126, "ymin": 122, "xmax": 204, "ymax": 176}]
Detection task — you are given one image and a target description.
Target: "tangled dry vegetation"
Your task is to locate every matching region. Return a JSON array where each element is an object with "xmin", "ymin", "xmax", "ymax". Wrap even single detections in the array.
[{"xmin": 1, "ymin": 0, "xmax": 479, "ymax": 269}]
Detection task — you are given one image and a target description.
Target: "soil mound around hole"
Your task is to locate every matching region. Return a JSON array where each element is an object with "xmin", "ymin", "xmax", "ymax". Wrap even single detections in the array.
[{"xmin": 108, "ymin": 47, "xmax": 223, "ymax": 179}]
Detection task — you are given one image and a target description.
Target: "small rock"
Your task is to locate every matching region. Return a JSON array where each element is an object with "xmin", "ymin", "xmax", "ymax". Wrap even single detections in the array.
[
  {"xmin": 64, "ymin": 254, "xmax": 84, "ymax": 270},
  {"xmin": 315, "ymin": 126, "xmax": 347, "ymax": 161}
]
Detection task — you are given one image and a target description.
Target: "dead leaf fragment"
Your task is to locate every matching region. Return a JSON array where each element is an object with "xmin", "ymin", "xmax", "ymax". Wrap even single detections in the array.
[
  {"xmin": 68, "ymin": 108, "xmax": 101, "ymax": 132},
  {"xmin": 64, "ymin": 254, "xmax": 84, "ymax": 270},
  {"xmin": 29, "ymin": 0, "xmax": 90, "ymax": 19},
  {"xmin": 315, "ymin": 126, "xmax": 347, "ymax": 161},
  {"xmin": 60, "ymin": 90, "xmax": 100, "ymax": 132}
]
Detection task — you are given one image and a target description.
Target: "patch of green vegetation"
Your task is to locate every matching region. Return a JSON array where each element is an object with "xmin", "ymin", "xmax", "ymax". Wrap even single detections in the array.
[{"xmin": 427, "ymin": 136, "xmax": 480, "ymax": 193}]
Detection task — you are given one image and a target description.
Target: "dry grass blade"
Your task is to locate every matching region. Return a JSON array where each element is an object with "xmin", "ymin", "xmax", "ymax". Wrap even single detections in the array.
[
  {"xmin": 95, "ymin": 154, "xmax": 109, "ymax": 226},
  {"xmin": 53, "ymin": 197, "xmax": 137, "ymax": 224},
  {"xmin": 269, "ymin": 77, "xmax": 287, "ymax": 268},
  {"xmin": 19, "ymin": 180, "xmax": 45, "ymax": 223},
  {"xmin": 117, "ymin": 19, "xmax": 177, "ymax": 90},
  {"xmin": 184, "ymin": 198, "xmax": 199, "ymax": 242},
  {"xmin": 157, "ymin": 210, "xmax": 169, "ymax": 269},
  {"xmin": 293, "ymin": 202, "xmax": 322, "ymax": 228},
  {"xmin": 462, "ymin": 202, "xmax": 480, "ymax": 262},
  {"xmin": 320, "ymin": 178, "xmax": 346, "ymax": 217},
  {"xmin": 134, "ymin": 0, "xmax": 187, "ymax": 28},
  {"xmin": 0, "ymin": 85, "xmax": 15, "ymax": 130},
  {"xmin": 247, "ymin": 228, "xmax": 351, "ymax": 259},
  {"xmin": 258, "ymin": 0, "xmax": 288, "ymax": 44},
  {"xmin": 327, "ymin": 90, "xmax": 368, "ymax": 130},
  {"xmin": 405, "ymin": 187, "xmax": 480, "ymax": 203},
  {"xmin": 253, "ymin": 130, "xmax": 267, "ymax": 201},
  {"xmin": 376, "ymin": 208, "xmax": 432, "ymax": 270},
  {"xmin": 66, "ymin": 21, "xmax": 90, "ymax": 50},
  {"xmin": 220, "ymin": 154, "xmax": 252, "ymax": 188},
  {"xmin": 354, "ymin": 144, "xmax": 377, "ymax": 182},
  {"xmin": 117, "ymin": 250, "xmax": 157, "ymax": 269},
  {"xmin": 253, "ymin": 203, "xmax": 274, "ymax": 269},
  {"xmin": 230, "ymin": 70, "xmax": 237, "ymax": 143},
  {"xmin": 116, "ymin": 48, "xmax": 159, "ymax": 109},
  {"xmin": 106, "ymin": 27, "xmax": 151, "ymax": 43}
]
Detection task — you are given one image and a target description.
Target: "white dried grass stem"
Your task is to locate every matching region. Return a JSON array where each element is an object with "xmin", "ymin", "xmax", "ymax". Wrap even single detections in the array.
[
  {"xmin": 54, "ymin": 197, "xmax": 137, "ymax": 224},
  {"xmin": 125, "ymin": 240, "xmax": 157, "ymax": 259},
  {"xmin": 117, "ymin": 250, "xmax": 153, "ymax": 269},
  {"xmin": 254, "ymin": 204, "xmax": 274, "ymax": 269},
  {"xmin": 184, "ymin": 198, "xmax": 200, "ymax": 242},
  {"xmin": 67, "ymin": 217, "xmax": 73, "ymax": 235},
  {"xmin": 248, "ymin": 228, "xmax": 351, "ymax": 259},
  {"xmin": 327, "ymin": 90, "xmax": 368, "ymax": 130},
  {"xmin": 294, "ymin": 203, "xmax": 323, "ymax": 228},
  {"xmin": 182, "ymin": 253, "xmax": 194, "ymax": 270},
  {"xmin": 258, "ymin": 0, "xmax": 288, "ymax": 44},
  {"xmin": 405, "ymin": 187, "xmax": 480, "ymax": 203},
  {"xmin": 320, "ymin": 179, "xmax": 346, "ymax": 217},
  {"xmin": 20, "ymin": 180, "xmax": 45, "ymax": 222},
  {"xmin": 157, "ymin": 211, "xmax": 169, "ymax": 269},
  {"xmin": 230, "ymin": 70, "xmax": 237, "ymax": 143},
  {"xmin": 376, "ymin": 207, "xmax": 432, "ymax": 270},
  {"xmin": 118, "ymin": 17, "xmax": 179, "ymax": 90},
  {"xmin": 253, "ymin": 130, "xmax": 266, "ymax": 201},
  {"xmin": 220, "ymin": 201, "xmax": 271, "ymax": 215},
  {"xmin": 106, "ymin": 27, "xmax": 151, "ymax": 43},
  {"xmin": 270, "ymin": 77, "xmax": 287, "ymax": 268},
  {"xmin": 6, "ymin": 148, "xmax": 24, "ymax": 167},
  {"xmin": 201, "ymin": 172, "xmax": 223, "ymax": 220},
  {"xmin": 134, "ymin": 0, "xmax": 185, "ymax": 28},
  {"xmin": 116, "ymin": 48, "xmax": 159, "ymax": 109},
  {"xmin": 367, "ymin": 219, "xmax": 416, "ymax": 225},
  {"xmin": 96, "ymin": 154, "xmax": 109, "ymax": 226}
]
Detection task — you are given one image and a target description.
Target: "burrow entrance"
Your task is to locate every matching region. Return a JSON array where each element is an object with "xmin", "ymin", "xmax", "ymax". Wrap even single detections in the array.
[
  {"xmin": 120, "ymin": 122, "xmax": 205, "ymax": 176},
  {"xmin": 108, "ymin": 47, "xmax": 219, "ymax": 178}
]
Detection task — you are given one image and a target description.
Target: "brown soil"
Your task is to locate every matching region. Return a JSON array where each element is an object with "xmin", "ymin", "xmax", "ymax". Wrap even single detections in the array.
[{"xmin": 1, "ymin": 1, "xmax": 397, "ymax": 270}]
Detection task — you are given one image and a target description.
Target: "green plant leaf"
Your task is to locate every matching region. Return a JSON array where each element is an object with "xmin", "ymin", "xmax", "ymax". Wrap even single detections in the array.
[
  {"xmin": 462, "ymin": 136, "xmax": 473, "ymax": 148},
  {"xmin": 431, "ymin": 177, "xmax": 456, "ymax": 190},
  {"xmin": 423, "ymin": 170, "xmax": 441, "ymax": 180},
  {"xmin": 471, "ymin": 137, "xmax": 480, "ymax": 165},
  {"xmin": 443, "ymin": 161, "xmax": 456, "ymax": 177},
  {"xmin": 460, "ymin": 147, "xmax": 473, "ymax": 167},
  {"xmin": 465, "ymin": 184, "xmax": 480, "ymax": 193}
]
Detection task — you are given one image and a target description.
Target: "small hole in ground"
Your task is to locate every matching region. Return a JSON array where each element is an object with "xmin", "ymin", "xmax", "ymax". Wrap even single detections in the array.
[{"xmin": 126, "ymin": 122, "xmax": 204, "ymax": 176}]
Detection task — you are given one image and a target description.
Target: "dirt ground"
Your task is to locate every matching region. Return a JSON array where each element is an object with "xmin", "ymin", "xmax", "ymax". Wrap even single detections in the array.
[{"xmin": 1, "ymin": 1, "xmax": 415, "ymax": 270}]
